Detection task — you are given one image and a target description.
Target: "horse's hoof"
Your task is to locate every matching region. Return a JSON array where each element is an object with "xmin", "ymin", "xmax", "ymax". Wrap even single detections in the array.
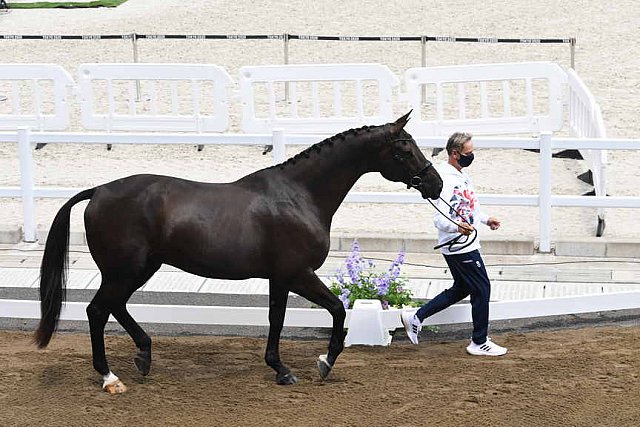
[
  {"xmin": 316, "ymin": 354, "xmax": 333, "ymax": 380},
  {"xmin": 103, "ymin": 380, "xmax": 127, "ymax": 394},
  {"xmin": 134, "ymin": 353, "xmax": 151, "ymax": 376},
  {"xmin": 276, "ymin": 372, "xmax": 298, "ymax": 385}
]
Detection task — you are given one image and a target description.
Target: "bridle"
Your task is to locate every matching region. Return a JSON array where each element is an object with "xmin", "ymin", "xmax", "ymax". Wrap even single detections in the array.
[
  {"xmin": 384, "ymin": 124, "xmax": 435, "ymax": 191},
  {"xmin": 406, "ymin": 163, "xmax": 434, "ymax": 190}
]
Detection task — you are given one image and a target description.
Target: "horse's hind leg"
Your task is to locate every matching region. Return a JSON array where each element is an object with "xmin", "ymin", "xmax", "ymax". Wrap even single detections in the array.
[
  {"xmin": 86, "ymin": 288, "xmax": 125, "ymax": 393},
  {"xmin": 87, "ymin": 262, "xmax": 160, "ymax": 393},
  {"xmin": 265, "ymin": 280, "xmax": 298, "ymax": 385}
]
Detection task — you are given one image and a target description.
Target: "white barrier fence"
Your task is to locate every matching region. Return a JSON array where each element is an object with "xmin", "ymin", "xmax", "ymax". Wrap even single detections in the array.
[
  {"xmin": 77, "ymin": 63, "xmax": 235, "ymax": 132},
  {"xmin": 0, "ymin": 61, "xmax": 601, "ymax": 137},
  {"xmin": 0, "ymin": 63, "xmax": 74, "ymax": 130},
  {"xmin": 405, "ymin": 62, "xmax": 567, "ymax": 136},
  {"xmin": 0, "ymin": 61, "xmax": 628, "ymax": 249}
]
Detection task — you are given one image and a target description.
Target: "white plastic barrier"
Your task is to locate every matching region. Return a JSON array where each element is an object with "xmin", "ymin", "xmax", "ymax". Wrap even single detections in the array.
[
  {"xmin": 404, "ymin": 61, "xmax": 566, "ymax": 136},
  {"xmin": 77, "ymin": 63, "xmax": 234, "ymax": 132},
  {"xmin": 0, "ymin": 63, "xmax": 74, "ymax": 130},
  {"xmin": 239, "ymin": 63, "xmax": 398, "ymax": 136},
  {"xmin": 567, "ymin": 68, "xmax": 607, "ymax": 233}
]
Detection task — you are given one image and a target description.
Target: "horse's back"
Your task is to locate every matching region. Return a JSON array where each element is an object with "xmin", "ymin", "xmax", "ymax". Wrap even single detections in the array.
[
  {"xmin": 83, "ymin": 174, "xmax": 210, "ymax": 273},
  {"xmin": 85, "ymin": 174, "xmax": 213, "ymax": 234}
]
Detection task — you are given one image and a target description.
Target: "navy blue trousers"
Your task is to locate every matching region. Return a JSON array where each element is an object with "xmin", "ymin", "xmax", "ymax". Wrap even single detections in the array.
[{"xmin": 416, "ymin": 250, "xmax": 490, "ymax": 344}]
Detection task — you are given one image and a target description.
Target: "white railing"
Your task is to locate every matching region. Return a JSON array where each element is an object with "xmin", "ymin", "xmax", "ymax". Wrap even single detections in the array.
[
  {"xmin": 1, "ymin": 291, "xmax": 638, "ymax": 339},
  {"xmin": 2, "ymin": 127, "xmax": 640, "ymax": 252}
]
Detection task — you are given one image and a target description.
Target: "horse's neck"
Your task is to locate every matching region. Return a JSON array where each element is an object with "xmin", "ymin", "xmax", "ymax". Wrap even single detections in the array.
[{"xmin": 284, "ymin": 132, "xmax": 379, "ymax": 216}]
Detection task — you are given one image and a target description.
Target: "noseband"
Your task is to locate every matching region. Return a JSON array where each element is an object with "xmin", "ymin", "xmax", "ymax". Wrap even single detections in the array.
[{"xmin": 407, "ymin": 162, "xmax": 433, "ymax": 190}]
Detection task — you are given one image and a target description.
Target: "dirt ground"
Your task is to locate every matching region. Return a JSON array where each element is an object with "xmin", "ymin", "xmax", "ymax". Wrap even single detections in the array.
[{"xmin": 0, "ymin": 325, "xmax": 638, "ymax": 427}]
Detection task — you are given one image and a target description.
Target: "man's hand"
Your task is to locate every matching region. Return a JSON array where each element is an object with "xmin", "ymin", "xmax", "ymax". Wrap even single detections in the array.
[
  {"xmin": 487, "ymin": 217, "xmax": 501, "ymax": 230},
  {"xmin": 457, "ymin": 222, "xmax": 474, "ymax": 235}
]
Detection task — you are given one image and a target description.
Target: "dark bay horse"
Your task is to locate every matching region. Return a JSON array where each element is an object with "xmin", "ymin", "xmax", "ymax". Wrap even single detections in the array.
[{"xmin": 34, "ymin": 112, "xmax": 443, "ymax": 393}]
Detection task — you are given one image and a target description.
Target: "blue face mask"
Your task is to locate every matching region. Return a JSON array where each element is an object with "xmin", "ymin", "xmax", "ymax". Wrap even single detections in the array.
[{"xmin": 458, "ymin": 152, "xmax": 474, "ymax": 168}]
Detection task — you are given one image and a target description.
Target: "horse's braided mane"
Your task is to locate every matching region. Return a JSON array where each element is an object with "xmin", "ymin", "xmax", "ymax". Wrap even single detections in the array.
[{"xmin": 274, "ymin": 123, "xmax": 380, "ymax": 170}]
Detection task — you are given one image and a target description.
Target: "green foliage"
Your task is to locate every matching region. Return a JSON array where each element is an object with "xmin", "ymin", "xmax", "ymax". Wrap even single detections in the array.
[{"xmin": 7, "ymin": 1, "xmax": 128, "ymax": 8}]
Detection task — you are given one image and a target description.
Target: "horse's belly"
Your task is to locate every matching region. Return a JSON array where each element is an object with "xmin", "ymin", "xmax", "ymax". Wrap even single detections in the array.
[{"xmin": 163, "ymin": 249, "xmax": 268, "ymax": 280}]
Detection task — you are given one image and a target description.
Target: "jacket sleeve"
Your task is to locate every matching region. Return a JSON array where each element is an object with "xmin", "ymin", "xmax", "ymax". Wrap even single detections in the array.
[
  {"xmin": 477, "ymin": 210, "xmax": 490, "ymax": 225},
  {"xmin": 474, "ymin": 194, "xmax": 490, "ymax": 225}
]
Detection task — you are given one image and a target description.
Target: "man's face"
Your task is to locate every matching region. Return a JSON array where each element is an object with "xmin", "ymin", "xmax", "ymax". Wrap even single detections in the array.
[
  {"xmin": 453, "ymin": 139, "xmax": 474, "ymax": 169},
  {"xmin": 456, "ymin": 139, "xmax": 474, "ymax": 158}
]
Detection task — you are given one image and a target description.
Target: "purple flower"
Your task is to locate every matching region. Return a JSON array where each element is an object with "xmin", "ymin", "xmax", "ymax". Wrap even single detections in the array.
[
  {"xmin": 374, "ymin": 274, "xmax": 390, "ymax": 296},
  {"xmin": 338, "ymin": 288, "xmax": 351, "ymax": 309},
  {"xmin": 346, "ymin": 240, "xmax": 365, "ymax": 284},
  {"xmin": 388, "ymin": 250, "xmax": 405, "ymax": 280},
  {"xmin": 329, "ymin": 243, "xmax": 411, "ymax": 311}
]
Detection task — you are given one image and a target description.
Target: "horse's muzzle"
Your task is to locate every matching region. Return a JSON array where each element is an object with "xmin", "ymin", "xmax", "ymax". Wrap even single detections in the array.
[{"xmin": 408, "ymin": 164, "xmax": 443, "ymax": 200}]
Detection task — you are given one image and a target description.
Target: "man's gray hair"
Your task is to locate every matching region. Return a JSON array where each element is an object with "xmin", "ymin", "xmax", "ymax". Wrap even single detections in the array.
[{"xmin": 446, "ymin": 132, "xmax": 473, "ymax": 155}]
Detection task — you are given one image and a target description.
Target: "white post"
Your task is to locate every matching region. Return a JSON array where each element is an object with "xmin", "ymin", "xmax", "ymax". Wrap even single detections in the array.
[
  {"xmin": 283, "ymin": 33, "xmax": 290, "ymax": 102},
  {"xmin": 539, "ymin": 132, "xmax": 552, "ymax": 253},
  {"xmin": 271, "ymin": 129, "xmax": 286, "ymax": 164},
  {"xmin": 570, "ymin": 38, "xmax": 576, "ymax": 69},
  {"xmin": 18, "ymin": 127, "xmax": 36, "ymax": 242},
  {"xmin": 131, "ymin": 33, "xmax": 142, "ymax": 102},
  {"xmin": 421, "ymin": 35, "xmax": 427, "ymax": 104}
]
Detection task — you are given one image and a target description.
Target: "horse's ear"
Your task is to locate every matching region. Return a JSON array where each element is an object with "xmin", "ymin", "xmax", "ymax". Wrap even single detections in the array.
[{"xmin": 391, "ymin": 110, "xmax": 412, "ymax": 133}]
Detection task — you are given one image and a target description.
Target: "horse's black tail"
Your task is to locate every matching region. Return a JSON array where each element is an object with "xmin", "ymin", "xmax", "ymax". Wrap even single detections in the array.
[{"xmin": 34, "ymin": 188, "xmax": 95, "ymax": 348}]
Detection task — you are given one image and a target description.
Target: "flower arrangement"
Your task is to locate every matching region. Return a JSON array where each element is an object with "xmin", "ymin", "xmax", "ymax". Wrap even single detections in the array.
[{"xmin": 329, "ymin": 239, "xmax": 417, "ymax": 310}]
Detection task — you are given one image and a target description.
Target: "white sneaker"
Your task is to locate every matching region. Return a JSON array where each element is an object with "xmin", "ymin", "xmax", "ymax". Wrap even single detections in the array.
[
  {"xmin": 466, "ymin": 338, "xmax": 507, "ymax": 356},
  {"xmin": 401, "ymin": 311, "xmax": 422, "ymax": 345}
]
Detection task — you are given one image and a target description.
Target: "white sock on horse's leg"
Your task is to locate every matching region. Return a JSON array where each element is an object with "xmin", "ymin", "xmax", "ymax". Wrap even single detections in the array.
[{"xmin": 102, "ymin": 371, "xmax": 119, "ymax": 388}]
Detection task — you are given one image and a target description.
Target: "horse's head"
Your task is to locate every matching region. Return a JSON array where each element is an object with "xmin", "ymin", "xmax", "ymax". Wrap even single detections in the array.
[{"xmin": 379, "ymin": 111, "xmax": 443, "ymax": 200}]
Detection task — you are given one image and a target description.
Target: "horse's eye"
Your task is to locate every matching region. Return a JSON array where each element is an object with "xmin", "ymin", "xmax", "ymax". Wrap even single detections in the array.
[{"xmin": 394, "ymin": 148, "xmax": 413, "ymax": 163}]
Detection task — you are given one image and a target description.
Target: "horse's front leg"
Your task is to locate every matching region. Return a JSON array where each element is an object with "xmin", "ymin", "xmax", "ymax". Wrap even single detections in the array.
[
  {"xmin": 289, "ymin": 270, "xmax": 346, "ymax": 380},
  {"xmin": 265, "ymin": 280, "xmax": 298, "ymax": 385}
]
